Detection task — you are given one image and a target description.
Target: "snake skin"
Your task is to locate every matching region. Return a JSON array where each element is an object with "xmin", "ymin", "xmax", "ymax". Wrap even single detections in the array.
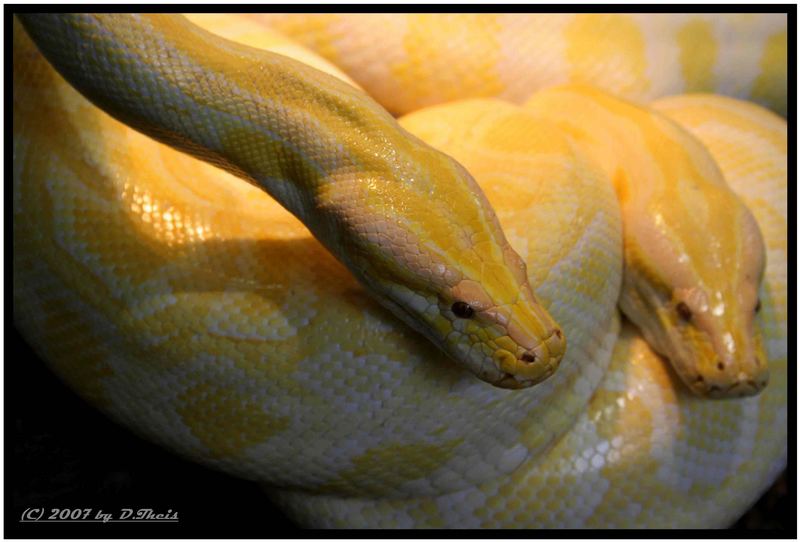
[
  {"xmin": 250, "ymin": 13, "xmax": 788, "ymax": 115},
  {"xmin": 13, "ymin": 14, "xmax": 787, "ymax": 528}
]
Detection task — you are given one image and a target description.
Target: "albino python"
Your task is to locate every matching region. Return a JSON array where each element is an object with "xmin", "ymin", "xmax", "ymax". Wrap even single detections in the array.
[{"xmin": 13, "ymin": 13, "xmax": 787, "ymax": 528}]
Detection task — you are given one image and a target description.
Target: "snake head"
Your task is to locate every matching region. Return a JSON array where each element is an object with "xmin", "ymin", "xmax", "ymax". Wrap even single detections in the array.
[
  {"xmin": 620, "ymin": 187, "xmax": 768, "ymax": 399},
  {"xmin": 328, "ymin": 152, "xmax": 566, "ymax": 389}
]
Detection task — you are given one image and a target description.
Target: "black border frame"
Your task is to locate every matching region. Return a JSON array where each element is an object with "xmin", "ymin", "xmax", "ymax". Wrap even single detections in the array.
[{"xmin": 5, "ymin": 4, "xmax": 796, "ymax": 538}]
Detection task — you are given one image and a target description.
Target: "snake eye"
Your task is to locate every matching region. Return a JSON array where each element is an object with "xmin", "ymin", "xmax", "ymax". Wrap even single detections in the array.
[
  {"xmin": 755, "ymin": 299, "xmax": 762, "ymax": 313},
  {"xmin": 676, "ymin": 301, "xmax": 692, "ymax": 321},
  {"xmin": 451, "ymin": 301, "xmax": 475, "ymax": 319}
]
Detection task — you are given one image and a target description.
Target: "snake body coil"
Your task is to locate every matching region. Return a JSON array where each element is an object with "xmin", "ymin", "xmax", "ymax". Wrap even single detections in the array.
[{"xmin": 13, "ymin": 13, "xmax": 786, "ymax": 528}]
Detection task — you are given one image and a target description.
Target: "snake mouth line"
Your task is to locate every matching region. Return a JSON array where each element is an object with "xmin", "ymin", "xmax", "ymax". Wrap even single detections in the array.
[
  {"xmin": 691, "ymin": 374, "xmax": 767, "ymax": 399},
  {"xmin": 494, "ymin": 365, "xmax": 559, "ymax": 390}
]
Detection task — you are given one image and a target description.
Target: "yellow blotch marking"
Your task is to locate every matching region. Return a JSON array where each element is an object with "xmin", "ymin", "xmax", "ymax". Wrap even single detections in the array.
[
  {"xmin": 750, "ymin": 30, "xmax": 787, "ymax": 114},
  {"xmin": 652, "ymin": 94, "xmax": 786, "ymax": 151},
  {"xmin": 251, "ymin": 13, "xmax": 345, "ymax": 65},
  {"xmin": 392, "ymin": 15, "xmax": 504, "ymax": 105},
  {"xmin": 585, "ymin": 337, "xmax": 673, "ymax": 527},
  {"xmin": 564, "ymin": 14, "xmax": 649, "ymax": 97},
  {"xmin": 612, "ymin": 167, "xmax": 631, "ymax": 206},
  {"xmin": 177, "ymin": 382, "xmax": 289, "ymax": 458},
  {"xmin": 480, "ymin": 109, "xmax": 574, "ymax": 156},
  {"xmin": 320, "ymin": 439, "xmax": 463, "ymax": 493},
  {"xmin": 676, "ymin": 19, "xmax": 717, "ymax": 92}
]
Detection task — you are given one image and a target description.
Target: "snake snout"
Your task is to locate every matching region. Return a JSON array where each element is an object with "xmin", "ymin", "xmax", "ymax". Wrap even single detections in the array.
[{"xmin": 493, "ymin": 327, "xmax": 567, "ymax": 389}]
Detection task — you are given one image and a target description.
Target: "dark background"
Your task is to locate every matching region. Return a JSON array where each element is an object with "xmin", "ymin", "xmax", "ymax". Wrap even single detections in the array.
[
  {"xmin": 6, "ymin": 328, "xmax": 299, "ymax": 537},
  {"xmin": 6, "ymin": 326, "xmax": 789, "ymax": 537}
]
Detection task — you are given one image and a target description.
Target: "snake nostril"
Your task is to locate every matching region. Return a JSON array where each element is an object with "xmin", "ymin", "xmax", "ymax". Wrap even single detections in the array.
[{"xmin": 521, "ymin": 352, "xmax": 537, "ymax": 364}]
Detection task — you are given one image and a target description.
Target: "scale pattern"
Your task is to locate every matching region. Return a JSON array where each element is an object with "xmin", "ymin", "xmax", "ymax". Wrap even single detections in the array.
[
  {"xmin": 12, "ymin": 14, "xmax": 787, "ymax": 528},
  {"xmin": 270, "ymin": 97, "xmax": 788, "ymax": 528},
  {"xmin": 252, "ymin": 13, "xmax": 788, "ymax": 115}
]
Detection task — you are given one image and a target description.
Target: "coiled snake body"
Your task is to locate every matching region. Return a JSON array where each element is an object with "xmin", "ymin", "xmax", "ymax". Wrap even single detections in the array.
[{"xmin": 13, "ymin": 14, "xmax": 786, "ymax": 528}]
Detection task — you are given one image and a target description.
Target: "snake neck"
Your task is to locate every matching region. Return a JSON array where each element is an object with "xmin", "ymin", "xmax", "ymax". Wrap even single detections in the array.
[{"xmin": 18, "ymin": 14, "xmax": 430, "ymax": 247}]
